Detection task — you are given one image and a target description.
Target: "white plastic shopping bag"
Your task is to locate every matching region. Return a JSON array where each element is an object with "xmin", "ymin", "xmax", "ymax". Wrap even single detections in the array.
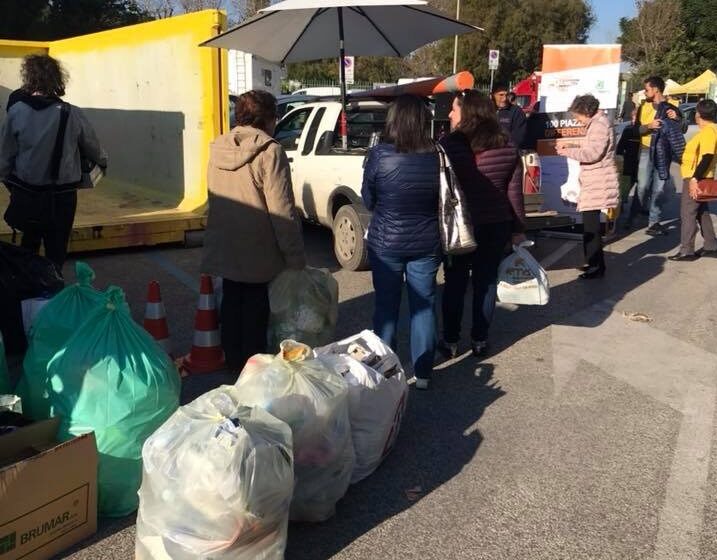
[
  {"xmin": 496, "ymin": 241, "xmax": 550, "ymax": 306},
  {"xmin": 315, "ymin": 330, "xmax": 408, "ymax": 483}
]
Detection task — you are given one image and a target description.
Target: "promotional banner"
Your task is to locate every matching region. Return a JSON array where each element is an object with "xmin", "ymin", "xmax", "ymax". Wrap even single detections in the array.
[{"xmin": 535, "ymin": 44, "xmax": 621, "ymax": 219}]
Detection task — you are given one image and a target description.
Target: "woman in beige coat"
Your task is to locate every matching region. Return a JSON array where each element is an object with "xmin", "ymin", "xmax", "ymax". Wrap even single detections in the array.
[
  {"xmin": 202, "ymin": 90, "xmax": 306, "ymax": 372},
  {"xmin": 557, "ymin": 95, "xmax": 619, "ymax": 279}
]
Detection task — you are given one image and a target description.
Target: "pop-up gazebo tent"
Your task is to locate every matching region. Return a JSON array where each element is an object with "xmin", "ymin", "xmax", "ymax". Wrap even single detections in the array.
[
  {"xmin": 668, "ymin": 70, "xmax": 716, "ymax": 96},
  {"xmin": 663, "ymin": 78, "xmax": 683, "ymax": 96}
]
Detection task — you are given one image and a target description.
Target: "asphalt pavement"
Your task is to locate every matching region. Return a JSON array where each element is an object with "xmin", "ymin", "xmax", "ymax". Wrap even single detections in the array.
[{"xmin": 17, "ymin": 187, "xmax": 717, "ymax": 560}]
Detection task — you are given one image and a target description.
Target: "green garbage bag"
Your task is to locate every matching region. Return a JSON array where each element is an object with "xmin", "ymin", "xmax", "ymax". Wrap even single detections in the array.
[
  {"xmin": 17, "ymin": 262, "xmax": 105, "ymax": 420},
  {"xmin": 0, "ymin": 332, "xmax": 11, "ymax": 394},
  {"xmin": 48, "ymin": 287, "xmax": 181, "ymax": 517}
]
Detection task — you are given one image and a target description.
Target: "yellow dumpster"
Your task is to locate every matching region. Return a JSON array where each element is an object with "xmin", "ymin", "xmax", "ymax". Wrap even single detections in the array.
[{"xmin": 0, "ymin": 10, "xmax": 228, "ymax": 251}]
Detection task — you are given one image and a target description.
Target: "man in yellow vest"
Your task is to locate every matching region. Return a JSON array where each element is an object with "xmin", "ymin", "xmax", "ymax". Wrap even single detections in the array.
[{"xmin": 625, "ymin": 76, "xmax": 684, "ymax": 235}]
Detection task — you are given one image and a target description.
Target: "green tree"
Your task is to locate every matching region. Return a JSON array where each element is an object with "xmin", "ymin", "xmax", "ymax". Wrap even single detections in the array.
[
  {"xmin": 677, "ymin": 0, "xmax": 717, "ymax": 78},
  {"xmin": 287, "ymin": 0, "xmax": 593, "ymax": 87},
  {"xmin": 235, "ymin": 0, "xmax": 271, "ymax": 21},
  {"xmin": 618, "ymin": 0, "xmax": 684, "ymax": 80},
  {"xmin": 0, "ymin": 0, "xmax": 51, "ymax": 40},
  {"xmin": 0, "ymin": 0, "xmax": 152, "ymax": 40},
  {"xmin": 430, "ymin": 0, "xmax": 594, "ymax": 83},
  {"xmin": 42, "ymin": 0, "xmax": 151, "ymax": 39},
  {"xmin": 617, "ymin": 0, "xmax": 717, "ymax": 83}
]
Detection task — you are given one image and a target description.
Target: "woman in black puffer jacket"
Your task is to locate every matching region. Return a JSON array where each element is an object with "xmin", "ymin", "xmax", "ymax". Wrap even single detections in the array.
[
  {"xmin": 361, "ymin": 95, "xmax": 441, "ymax": 390},
  {"xmin": 439, "ymin": 90, "xmax": 526, "ymax": 358}
]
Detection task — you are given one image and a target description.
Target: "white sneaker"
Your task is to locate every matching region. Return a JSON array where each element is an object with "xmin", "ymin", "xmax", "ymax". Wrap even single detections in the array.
[{"xmin": 414, "ymin": 377, "xmax": 430, "ymax": 390}]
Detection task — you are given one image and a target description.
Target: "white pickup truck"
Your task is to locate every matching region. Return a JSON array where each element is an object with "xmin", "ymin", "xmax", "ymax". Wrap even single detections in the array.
[
  {"xmin": 274, "ymin": 99, "xmax": 387, "ymax": 270},
  {"xmin": 274, "ymin": 99, "xmax": 560, "ymax": 271}
]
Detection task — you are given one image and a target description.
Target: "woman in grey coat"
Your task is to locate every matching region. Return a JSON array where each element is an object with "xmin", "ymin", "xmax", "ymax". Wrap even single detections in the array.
[{"xmin": 0, "ymin": 54, "xmax": 106, "ymax": 272}]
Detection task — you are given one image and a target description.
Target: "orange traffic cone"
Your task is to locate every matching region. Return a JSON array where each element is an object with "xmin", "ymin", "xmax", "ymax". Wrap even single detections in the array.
[
  {"xmin": 181, "ymin": 274, "xmax": 225, "ymax": 374},
  {"xmin": 143, "ymin": 281, "xmax": 172, "ymax": 357}
]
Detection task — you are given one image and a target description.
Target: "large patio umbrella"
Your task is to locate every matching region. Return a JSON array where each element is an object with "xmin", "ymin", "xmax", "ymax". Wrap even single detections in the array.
[{"xmin": 202, "ymin": 0, "xmax": 481, "ymax": 148}]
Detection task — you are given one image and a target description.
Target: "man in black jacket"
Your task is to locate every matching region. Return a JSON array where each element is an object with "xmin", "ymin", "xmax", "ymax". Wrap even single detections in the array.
[
  {"xmin": 625, "ymin": 76, "xmax": 683, "ymax": 235},
  {"xmin": 492, "ymin": 83, "xmax": 527, "ymax": 149}
]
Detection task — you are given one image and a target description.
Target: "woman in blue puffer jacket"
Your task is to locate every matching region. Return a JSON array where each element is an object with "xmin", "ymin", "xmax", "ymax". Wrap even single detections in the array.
[{"xmin": 361, "ymin": 95, "xmax": 441, "ymax": 390}]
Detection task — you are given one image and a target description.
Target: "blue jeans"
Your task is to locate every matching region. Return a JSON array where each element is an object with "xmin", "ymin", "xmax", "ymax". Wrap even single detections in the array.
[
  {"xmin": 633, "ymin": 149, "xmax": 669, "ymax": 225},
  {"xmin": 369, "ymin": 249, "xmax": 440, "ymax": 379}
]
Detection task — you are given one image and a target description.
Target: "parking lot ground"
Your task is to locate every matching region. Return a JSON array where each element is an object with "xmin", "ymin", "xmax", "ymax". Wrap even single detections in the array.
[{"xmin": 21, "ymin": 203, "xmax": 716, "ymax": 560}]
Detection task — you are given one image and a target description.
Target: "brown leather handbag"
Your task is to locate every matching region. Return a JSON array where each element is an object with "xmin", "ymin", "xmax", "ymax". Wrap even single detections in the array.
[{"xmin": 689, "ymin": 178, "xmax": 717, "ymax": 202}]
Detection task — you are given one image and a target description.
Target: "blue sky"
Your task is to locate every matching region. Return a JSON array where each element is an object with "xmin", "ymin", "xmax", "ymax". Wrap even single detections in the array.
[{"xmin": 588, "ymin": 0, "xmax": 637, "ymax": 44}]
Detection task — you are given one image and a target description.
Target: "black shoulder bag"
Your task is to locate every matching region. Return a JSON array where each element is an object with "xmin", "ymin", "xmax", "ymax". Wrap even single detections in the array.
[{"xmin": 3, "ymin": 102, "xmax": 71, "ymax": 233}]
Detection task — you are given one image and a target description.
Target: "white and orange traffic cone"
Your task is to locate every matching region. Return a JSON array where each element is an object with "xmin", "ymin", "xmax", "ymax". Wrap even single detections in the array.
[
  {"xmin": 143, "ymin": 280, "xmax": 172, "ymax": 357},
  {"xmin": 180, "ymin": 274, "xmax": 225, "ymax": 374}
]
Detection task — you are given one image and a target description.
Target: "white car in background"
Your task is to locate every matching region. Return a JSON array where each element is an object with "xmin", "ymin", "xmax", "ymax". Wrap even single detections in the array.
[{"xmin": 292, "ymin": 87, "xmax": 342, "ymax": 96}]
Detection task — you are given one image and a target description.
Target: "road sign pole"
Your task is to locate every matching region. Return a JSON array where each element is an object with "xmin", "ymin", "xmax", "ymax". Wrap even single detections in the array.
[
  {"xmin": 337, "ymin": 7, "xmax": 348, "ymax": 151},
  {"xmin": 489, "ymin": 68, "xmax": 495, "ymax": 94},
  {"xmin": 452, "ymin": 0, "xmax": 461, "ymax": 74}
]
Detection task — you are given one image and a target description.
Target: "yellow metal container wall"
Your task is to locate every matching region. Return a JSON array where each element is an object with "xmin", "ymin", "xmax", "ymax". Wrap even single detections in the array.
[{"xmin": 0, "ymin": 10, "xmax": 228, "ymax": 251}]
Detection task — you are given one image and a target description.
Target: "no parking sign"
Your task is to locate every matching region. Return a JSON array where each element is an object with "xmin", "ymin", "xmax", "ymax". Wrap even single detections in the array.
[
  {"xmin": 341, "ymin": 56, "xmax": 355, "ymax": 85},
  {"xmin": 488, "ymin": 49, "xmax": 500, "ymax": 70}
]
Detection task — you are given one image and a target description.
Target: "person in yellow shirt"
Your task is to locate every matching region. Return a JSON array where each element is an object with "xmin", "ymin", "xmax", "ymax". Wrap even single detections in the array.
[
  {"xmin": 626, "ymin": 76, "xmax": 683, "ymax": 235},
  {"xmin": 669, "ymin": 99, "xmax": 717, "ymax": 261}
]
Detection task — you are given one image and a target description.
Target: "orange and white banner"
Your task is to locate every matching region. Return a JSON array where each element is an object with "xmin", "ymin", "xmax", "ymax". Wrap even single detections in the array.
[
  {"xmin": 536, "ymin": 44, "xmax": 621, "ymax": 220},
  {"xmin": 539, "ymin": 44, "xmax": 621, "ymax": 113}
]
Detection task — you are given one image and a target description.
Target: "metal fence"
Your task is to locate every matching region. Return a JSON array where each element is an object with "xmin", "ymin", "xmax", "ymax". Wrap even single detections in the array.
[
  {"xmin": 281, "ymin": 79, "xmax": 376, "ymax": 94},
  {"xmin": 282, "ymin": 78, "xmax": 491, "ymax": 95}
]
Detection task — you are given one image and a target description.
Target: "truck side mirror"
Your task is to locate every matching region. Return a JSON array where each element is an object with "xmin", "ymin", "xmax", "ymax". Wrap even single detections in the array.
[{"xmin": 316, "ymin": 130, "xmax": 335, "ymax": 155}]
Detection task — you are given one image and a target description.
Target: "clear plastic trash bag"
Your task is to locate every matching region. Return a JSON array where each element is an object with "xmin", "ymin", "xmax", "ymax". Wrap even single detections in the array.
[
  {"xmin": 48, "ymin": 287, "xmax": 180, "ymax": 517},
  {"xmin": 235, "ymin": 340, "xmax": 353, "ymax": 522},
  {"xmin": 136, "ymin": 386, "xmax": 294, "ymax": 560},
  {"xmin": 315, "ymin": 330, "xmax": 409, "ymax": 483},
  {"xmin": 268, "ymin": 268, "xmax": 338, "ymax": 352}
]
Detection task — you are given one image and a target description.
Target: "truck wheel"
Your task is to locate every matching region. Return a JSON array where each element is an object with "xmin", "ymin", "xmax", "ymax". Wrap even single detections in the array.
[{"xmin": 333, "ymin": 205, "xmax": 369, "ymax": 271}]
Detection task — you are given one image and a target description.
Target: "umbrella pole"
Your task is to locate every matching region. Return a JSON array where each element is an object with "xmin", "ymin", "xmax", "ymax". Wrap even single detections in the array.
[{"xmin": 338, "ymin": 7, "xmax": 348, "ymax": 151}]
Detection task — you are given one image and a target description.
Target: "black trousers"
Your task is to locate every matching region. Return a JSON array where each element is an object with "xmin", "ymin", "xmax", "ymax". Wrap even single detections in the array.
[
  {"xmin": 220, "ymin": 278, "xmax": 270, "ymax": 371},
  {"xmin": 582, "ymin": 210, "xmax": 605, "ymax": 270},
  {"xmin": 442, "ymin": 221, "xmax": 512, "ymax": 343},
  {"xmin": 20, "ymin": 190, "xmax": 77, "ymax": 273}
]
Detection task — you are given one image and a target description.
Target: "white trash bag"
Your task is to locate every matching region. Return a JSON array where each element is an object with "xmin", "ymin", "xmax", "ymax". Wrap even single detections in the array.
[
  {"xmin": 268, "ymin": 268, "xmax": 339, "ymax": 352},
  {"xmin": 235, "ymin": 340, "xmax": 353, "ymax": 522},
  {"xmin": 135, "ymin": 386, "xmax": 294, "ymax": 560},
  {"xmin": 315, "ymin": 330, "xmax": 408, "ymax": 483},
  {"xmin": 496, "ymin": 241, "xmax": 550, "ymax": 306}
]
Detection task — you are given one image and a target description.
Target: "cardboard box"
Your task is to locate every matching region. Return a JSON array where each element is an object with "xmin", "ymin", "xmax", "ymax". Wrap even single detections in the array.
[{"xmin": 0, "ymin": 418, "xmax": 97, "ymax": 560}]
